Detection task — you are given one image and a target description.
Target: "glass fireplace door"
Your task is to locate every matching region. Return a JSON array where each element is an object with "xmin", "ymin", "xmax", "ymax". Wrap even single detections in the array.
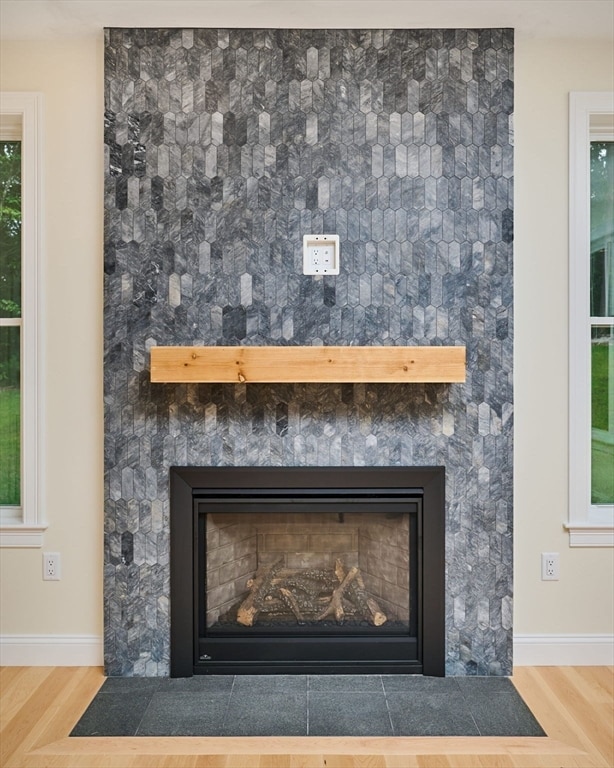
[{"xmin": 196, "ymin": 493, "xmax": 421, "ymax": 672}]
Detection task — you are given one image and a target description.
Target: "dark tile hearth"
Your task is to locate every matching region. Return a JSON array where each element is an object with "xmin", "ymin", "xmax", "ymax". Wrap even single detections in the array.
[{"xmin": 71, "ymin": 675, "xmax": 544, "ymax": 738}]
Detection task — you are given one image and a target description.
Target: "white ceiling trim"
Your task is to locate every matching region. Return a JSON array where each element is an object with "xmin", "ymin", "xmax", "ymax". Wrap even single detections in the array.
[{"xmin": 1, "ymin": 0, "xmax": 613, "ymax": 42}]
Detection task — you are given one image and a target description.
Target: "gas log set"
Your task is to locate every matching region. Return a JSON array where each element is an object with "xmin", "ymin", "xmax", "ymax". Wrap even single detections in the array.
[{"xmin": 233, "ymin": 558, "xmax": 388, "ymax": 628}]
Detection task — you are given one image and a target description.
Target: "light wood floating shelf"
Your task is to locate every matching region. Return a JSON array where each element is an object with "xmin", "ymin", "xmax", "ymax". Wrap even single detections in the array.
[{"xmin": 150, "ymin": 346, "xmax": 466, "ymax": 384}]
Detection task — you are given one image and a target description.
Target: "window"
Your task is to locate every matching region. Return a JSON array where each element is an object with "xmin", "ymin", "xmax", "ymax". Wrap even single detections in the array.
[
  {"xmin": 0, "ymin": 93, "xmax": 45, "ymax": 546},
  {"xmin": 0, "ymin": 137, "xmax": 21, "ymax": 512},
  {"xmin": 568, "ymin": 92, "xmax": 614, "ymax": 546}
]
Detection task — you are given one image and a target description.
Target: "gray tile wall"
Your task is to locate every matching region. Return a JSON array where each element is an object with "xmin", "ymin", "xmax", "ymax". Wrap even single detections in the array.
[{"xmin": 104, "ymin": 28, "xmax": 514, "ymax": 676}]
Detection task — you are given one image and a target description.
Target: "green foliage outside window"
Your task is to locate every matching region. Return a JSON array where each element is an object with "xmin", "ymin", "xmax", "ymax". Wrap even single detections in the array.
[
  {"xmin": 590, "ymin": 141, "xmax": 614, "ymax": 506},
  {"xmin": 0, "ymin": 140, "xmax": 21, "ymax": 506}
]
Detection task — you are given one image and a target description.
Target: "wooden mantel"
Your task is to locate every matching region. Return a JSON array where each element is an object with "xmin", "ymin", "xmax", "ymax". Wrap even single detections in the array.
[{"xmin": 150, "ymin": 345, "xmax": 466, "ymax": 384}]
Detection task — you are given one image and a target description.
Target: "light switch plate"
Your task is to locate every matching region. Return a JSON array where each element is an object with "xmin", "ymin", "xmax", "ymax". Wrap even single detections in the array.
[{"xmin": 302, "ymin": 234, "xmax": 340, "ymax": 275}]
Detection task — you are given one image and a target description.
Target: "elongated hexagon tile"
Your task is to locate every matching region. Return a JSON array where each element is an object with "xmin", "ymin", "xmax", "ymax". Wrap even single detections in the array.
[{"xmin": 104, "ymin": 27, "xmax": 514, "ymax": 677}]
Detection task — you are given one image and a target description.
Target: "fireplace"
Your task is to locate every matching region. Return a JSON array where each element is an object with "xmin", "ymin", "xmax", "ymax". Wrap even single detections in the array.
[
  {"xmin": 104, "ymin": 26, "xmax": 514, "ymax": 677},
  {"xmin": 170, "ymin": 466, "xmax": 445, "ymax": 677}
]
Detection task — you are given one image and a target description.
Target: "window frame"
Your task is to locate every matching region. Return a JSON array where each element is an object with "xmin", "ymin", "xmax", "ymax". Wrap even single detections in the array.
[
  {"xmin": 0, "ymin": 92, "xmax": 45, "ymax": 547},
  {"xmin": 567, "ymin": 91, "xmax": 614, "ymax": 546}
]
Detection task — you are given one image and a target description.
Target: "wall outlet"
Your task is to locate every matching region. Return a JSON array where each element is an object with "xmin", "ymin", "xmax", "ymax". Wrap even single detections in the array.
[
  {"xmin": 541, "ymin": 552, "xmax": 559, "ymax": 581},
  {"xmin": 43, "ymin": 552, "xmax": 61, "ymax": 581},
  {"xmin": 303, "ymin": 234, "xmax": 340, "ymax": 275}
]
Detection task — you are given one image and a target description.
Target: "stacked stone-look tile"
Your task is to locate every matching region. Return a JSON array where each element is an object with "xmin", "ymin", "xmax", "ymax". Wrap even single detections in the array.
[{"xmin": 104, "ymin": 28, "xmax": 514, "ymax": 676}]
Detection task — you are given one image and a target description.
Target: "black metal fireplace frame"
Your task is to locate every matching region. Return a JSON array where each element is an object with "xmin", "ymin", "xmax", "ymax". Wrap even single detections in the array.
[{"xmin": 170, "ymin": 466, "xmax": 445, "ymax": 677}]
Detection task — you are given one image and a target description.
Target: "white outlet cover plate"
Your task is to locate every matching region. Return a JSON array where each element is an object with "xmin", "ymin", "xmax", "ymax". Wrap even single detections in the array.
[
  {"xmin": 541, "ymin": 552, "xmax": 560, "ymax": 581},
  {"xmin": 302, "ymin": 234, "xmax": 340, "ymax": 275}
]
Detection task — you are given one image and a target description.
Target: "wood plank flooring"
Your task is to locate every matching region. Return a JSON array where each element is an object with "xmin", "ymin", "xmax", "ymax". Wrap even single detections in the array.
[{"xmin": 1, "ymin": 666, "xmax": 612, "ymax": 768}]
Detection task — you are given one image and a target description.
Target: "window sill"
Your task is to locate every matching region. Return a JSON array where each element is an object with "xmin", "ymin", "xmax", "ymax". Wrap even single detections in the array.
[
  {"xmin": 564, "ymin": 523, "xmax": 614, "ymax": 547},
  {"xmin": 0, "ymin": 525, "xmax": 47, "ymax": 547}
]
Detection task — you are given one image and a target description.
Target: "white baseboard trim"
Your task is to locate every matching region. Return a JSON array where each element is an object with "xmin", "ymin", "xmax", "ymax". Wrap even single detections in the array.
[
  {"xmin": 1, "ymin": 633, "xmax": 612, "ymax": 668},
  {"xmin": 0, "ymin": 634, "xmax": 103, "ymax": 666},
  {"xmin": 514, "ymin": 633, "xmax": 614, "ymax": 666}
]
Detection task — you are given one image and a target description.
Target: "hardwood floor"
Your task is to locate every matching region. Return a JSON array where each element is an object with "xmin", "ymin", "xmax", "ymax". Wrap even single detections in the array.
[{"xmin": 1, "ymin": 666, "xmax": 612, "ymax": 768}]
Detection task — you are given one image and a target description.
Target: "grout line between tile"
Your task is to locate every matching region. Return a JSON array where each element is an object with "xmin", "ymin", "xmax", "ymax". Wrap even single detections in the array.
[
  {"xmin": 380, "ymin": 675, "xmax": 396, "ymax": 736},
  {"xmin": 306, "ymin": 675, "xmax": 310, "ymax": 736},
  {"xmin": 132, "ymin": 688, "xmax": 158, "ymax": 737},
  {"xmin": 220, "ymin": 675, "xmax": 237, "ymax": 736},
  {"xmin": 459, "ymin": 689, "xmax": 482, "ymax": 736}
]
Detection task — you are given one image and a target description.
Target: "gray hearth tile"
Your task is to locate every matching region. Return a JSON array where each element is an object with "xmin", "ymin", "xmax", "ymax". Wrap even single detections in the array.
[
  {"xmin": 455, "ymin": 675, "xmax": 515, "ymax": 694},
  {"xmin": 386, "ymin": 690, "xmax": 480, "ymax": 736},
  {"xmin": 232, "ymin": 674, "xmax": 308, "ymax": 693},
  {"xmin": 98, "ymin": 676, "xmax": 163, "ymax": 692},
  {"xmin": 308, "ymin": 691, "xmax": 392, "ymax": 736},
  {"xmin": 382, "ymin": 675, "xmax": 462, "ymax": 694},
  {"xmin": 463, "ymin": 690, "xmax": 546, "ymax": 736},
  {"xmin": 70, "ymin": 689, "xmax": 155, "ymax": 736},
  {"xmin": 136, "ymin": 691, "xmax": 230, "ymax": 736},
  {"xmin": 158, "ymin": 674, "xmax": 235, "ymax": 692},
  {"xmin": 224, "ymin": 693, "xmax": 307, "ymax": 736},
  {"xmin": 71, "ymin": 674, "xmax": 542, "ymax": 737},
  {"xmin": 308, "ymin": 674, "xmax": 384, "ymax": 692}
]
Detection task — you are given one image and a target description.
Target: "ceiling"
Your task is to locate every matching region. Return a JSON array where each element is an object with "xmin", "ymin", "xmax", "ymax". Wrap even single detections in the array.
[{"xmin": 1, "ymin": 0, "xmax": 613, "ymax": 41}]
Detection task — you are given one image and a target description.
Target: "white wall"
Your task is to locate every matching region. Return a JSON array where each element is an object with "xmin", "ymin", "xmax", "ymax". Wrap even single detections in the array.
[
  {"xmin": 0, "ymin": 39, "xmax": 104, "ymax": 659},
  {"xmin": 514, "ymin": 37, "xmax": 614, "ymax": 646},
  {"xmin": 0, "ymin": 29, "xmax": 612, "ymax": 665}
]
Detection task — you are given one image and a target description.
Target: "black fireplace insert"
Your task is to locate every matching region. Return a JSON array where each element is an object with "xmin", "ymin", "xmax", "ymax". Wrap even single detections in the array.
[{"xmin": 170, "ymin": 466, "xmax": 445, "ymax": 676}]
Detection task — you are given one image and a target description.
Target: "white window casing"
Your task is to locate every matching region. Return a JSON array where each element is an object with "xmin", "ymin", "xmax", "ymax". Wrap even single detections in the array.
[
  {"xmin": 0, "ymin": 92, "xmax": 46, "ymax": 546},
  {"xmin": 567, "ymin": 91, "xmax": 614, "ymax": 546}
]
